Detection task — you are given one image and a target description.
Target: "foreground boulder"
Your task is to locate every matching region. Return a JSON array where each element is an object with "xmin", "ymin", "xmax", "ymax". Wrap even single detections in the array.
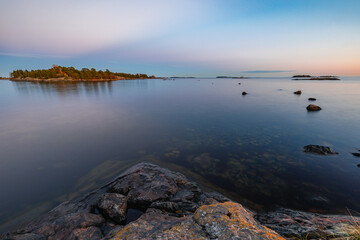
[
  {"xmin": 98, "ymin": 193, "xmax": 127, "ymax": 224},
  {"xmin": 111, "ymin": 202, "xmax": 284, "ymax": 240},
  {"xmin": 304, "ymin": 145, "xmax": 338, "ymax": 155},
  {"xmin": 256, "ymin": 208, "xmax": 360, "ymax": 239},
  {"xmin": 307, "ymin": 104, "xmax": 322, "ymax": 111},
  {"xmin": 0, "ymin": 163, "xmax": 284, "ymax": 240}
]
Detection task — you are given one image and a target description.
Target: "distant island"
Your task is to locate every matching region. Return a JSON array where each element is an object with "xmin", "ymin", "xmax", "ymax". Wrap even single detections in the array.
[
  {"xmin": 169, "ymin": 77, "xmax": 195, "ymax": 78},
  {"xmin": 10, "ymin": 65, "xmax": 157, "ymax": 82},
  {"xmin": 216, "ymin": 76, "xmax": 247, "ymax": 79},
  {"xmin": 292, "ymin": 74, "xmax": 340, "ymax": 80}
]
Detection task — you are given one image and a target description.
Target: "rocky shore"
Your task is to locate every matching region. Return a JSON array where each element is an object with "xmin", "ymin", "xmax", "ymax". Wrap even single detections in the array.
[
  {"xmin": 9, "ymin": 77, "xmax": 162, "ymax": 82},
  {"xmin": 1, "ymin": 163, "xmax": 359, "ymax": 240}
]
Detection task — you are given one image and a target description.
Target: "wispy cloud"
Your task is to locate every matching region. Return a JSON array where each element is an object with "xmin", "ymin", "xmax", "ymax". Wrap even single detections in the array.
[
  {"xmin": 0, "ymin": 52, "xmax": 73, "ymax": 59},
  {"xmin": 0, "ymin": 0, "xmax": 217, "ymax": 56}
]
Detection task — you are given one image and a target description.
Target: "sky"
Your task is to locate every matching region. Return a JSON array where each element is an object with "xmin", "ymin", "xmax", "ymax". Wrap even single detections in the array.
[{"xmin": 0, "ymin": 0, "xmax": 360, "ymax": 77}]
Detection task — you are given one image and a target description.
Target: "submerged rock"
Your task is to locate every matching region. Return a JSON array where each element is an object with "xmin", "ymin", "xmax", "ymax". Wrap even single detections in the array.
[
  {"xmin": 308, "ymin": 97, "xmax": 317, "ymax": 101},
  {"xmin": 303, "ymin": 145, "xmax": 338, "ymax": 155},
  {"xmin": 294, "ymin": 90, "xmax": 302, "ymax": 95},
  {"xmin": 306, "ymin": 104, "xmax": 321, "ymax": 111},
  {"xmin": 242, "ymin": 91, "xmax": 247, "ymax": 95},
  {"xmin": 256, "ymin": 208, "xmax": 360, "ymax": 239}
]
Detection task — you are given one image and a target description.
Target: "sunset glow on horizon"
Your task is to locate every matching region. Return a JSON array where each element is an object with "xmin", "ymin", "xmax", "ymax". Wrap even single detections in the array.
[{"xmin": 1, "ymin": 0, "xmax": 360, "ymax": 76}]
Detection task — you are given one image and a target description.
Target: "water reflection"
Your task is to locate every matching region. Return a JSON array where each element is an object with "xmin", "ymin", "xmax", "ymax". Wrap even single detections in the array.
[
  {"xmin": 11, "ymin": 80, "xmax": 152, "ymax": 98},
  {"xmin": 12, "ymin": 81, "xmax": 114, "ymax": 97}
]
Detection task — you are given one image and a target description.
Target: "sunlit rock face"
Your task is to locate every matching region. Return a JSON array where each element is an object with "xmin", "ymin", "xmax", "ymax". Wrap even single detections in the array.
[{"xmin": 112, "ymin": 202, "xmax": 284, "ymax": 240}]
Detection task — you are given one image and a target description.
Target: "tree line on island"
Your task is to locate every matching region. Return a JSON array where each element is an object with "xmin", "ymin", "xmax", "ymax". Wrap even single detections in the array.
[{"xmin": 10, "ymin": 65, "xmax": 156, "ymax": 81}]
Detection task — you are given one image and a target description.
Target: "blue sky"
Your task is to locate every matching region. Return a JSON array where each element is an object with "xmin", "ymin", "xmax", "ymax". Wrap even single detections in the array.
[{"xmin": 0, "ymin": 0, "xmax": 359, "ymax": 77}]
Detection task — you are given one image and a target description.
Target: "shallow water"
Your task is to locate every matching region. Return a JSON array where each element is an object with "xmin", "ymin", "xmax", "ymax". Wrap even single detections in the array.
[{"xmin": 0, "ymin": 77, "xmax": 360, "ymax": 231}]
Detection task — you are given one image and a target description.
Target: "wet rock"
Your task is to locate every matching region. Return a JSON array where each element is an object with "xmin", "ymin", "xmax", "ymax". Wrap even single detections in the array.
[
  {"xmin": 351, "ymin": 152, "xmax": 360, "ymax": 157},
  {"xmin": 308, "ymin": 97, "xmax": 316, "ymax": 101},
  {"xmin": 98, "ymin": 193, "xmax": 127, "ymax": 224},
  {"xmin": 256, "ymin": 208, "xmax": 360, "ymax": 239},
  {"xmin": 357, "ymin": 163, "xmax": 360, "ymax": 167},
  {"xmin": 294, "ymin": 90, "xmax": 302, "ymax": 95},
  {"xmin": 238, "ymin": 82, "xmax": 241, "ymax": 85},
  {"xmin": 306, "ymin": 104, "xmax": 321, "ymax": 111},
  {"xmin": 242, "ymin": 91, "xmax": 247, "ymax": 95},
  {"xmin": 303, "ymin": 145, "xmax": 338, "ymax": 155}
]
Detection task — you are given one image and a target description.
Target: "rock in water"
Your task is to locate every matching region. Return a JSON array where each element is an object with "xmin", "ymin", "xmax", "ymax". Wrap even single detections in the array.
[
  {"xmin": 306, "ymin": 104, "xmax": 321, "ymax": 111},
  {"xmin": 357, "ymin": 163, "xmax": 360, "ymax": 167},
  {"xmin": 351, "ymin": 152, "xmax": 360, "ymax": 157},
  {"xmin": 303, "ymin": 145, "xmax": 338, "ymax": 155},
  {"xmin": 308, "ymin": 97, "xmax": 316, "ymax": 101},
  {"xmin": 242, "ymin": 91, "xmax": 247, "ymax": 95},
  {"xmin": 294, "ymin": 90, "xmax": 302, "ymax": 95}
]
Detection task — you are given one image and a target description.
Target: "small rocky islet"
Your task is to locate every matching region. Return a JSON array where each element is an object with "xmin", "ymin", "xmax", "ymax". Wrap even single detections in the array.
[
  {"xmin": 292, "ymin": 75, "xmax": 340, "ymax": 80},
  {"xmin": 1, "ymin": 163, "xmax": 359, "ymax": 240},
  {"xmin": 303, "ymin": 145, "xmax": 338, "ymax": 155}
]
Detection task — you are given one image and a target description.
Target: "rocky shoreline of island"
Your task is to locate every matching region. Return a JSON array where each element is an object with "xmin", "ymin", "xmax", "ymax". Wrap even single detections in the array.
[
  {"xmin": 8, "ymin": 65, "xmax": 160, "ymax": 83},
  {"xmin": 1, "ymin": 162, "xmax": 359, "ymax": 240},
  {"xmin": 9, "ymin": 77, "xmax": 163, "ymax": 82}
]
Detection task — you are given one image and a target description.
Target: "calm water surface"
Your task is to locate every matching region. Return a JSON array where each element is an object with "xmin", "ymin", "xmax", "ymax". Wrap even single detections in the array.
[{"xmin": 1, "ymin": 77, "xmax": 360, "ymax": 231}]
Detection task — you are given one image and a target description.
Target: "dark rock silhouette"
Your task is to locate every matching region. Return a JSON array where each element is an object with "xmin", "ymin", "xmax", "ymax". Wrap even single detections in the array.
[
  {"xmin": 303, "ymin": 145, "xmax": 338, "ymax": 155},
  {"xmin": 306, "ymin": 104, "xmax": 321, "ymax": 111}
]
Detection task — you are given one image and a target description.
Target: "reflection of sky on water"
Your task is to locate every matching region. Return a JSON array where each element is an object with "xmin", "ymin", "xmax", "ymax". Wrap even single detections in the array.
[{"xmin": 0, "ymin": 77, "xmax": 360, "ymax": 231}]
